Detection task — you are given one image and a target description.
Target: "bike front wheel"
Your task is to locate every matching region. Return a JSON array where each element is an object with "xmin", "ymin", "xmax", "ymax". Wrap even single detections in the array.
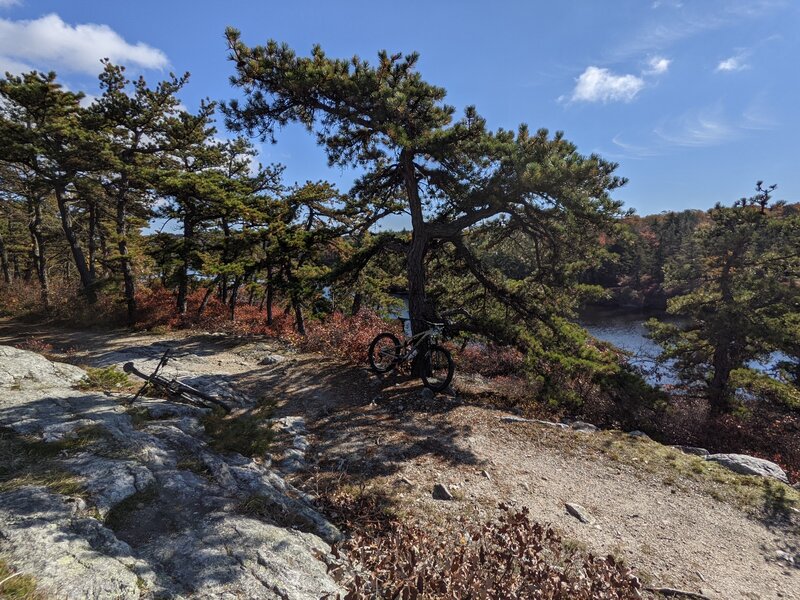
[
  {"xmin": 368, "ymin": 332, "xmax": 402, "ymax": 373},
  {"xmin": 421, "ymin": 344, "xmax": 454, "ymax": 392}
]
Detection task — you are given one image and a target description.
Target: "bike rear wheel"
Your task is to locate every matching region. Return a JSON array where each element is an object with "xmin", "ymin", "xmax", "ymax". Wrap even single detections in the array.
[
  {"xmin": 421, "ymin": 344, "xmax": 454, "ymax": 392},
  {"xmin": 368, "ymin": 332, "xmax": 402, "ymax": 373}
]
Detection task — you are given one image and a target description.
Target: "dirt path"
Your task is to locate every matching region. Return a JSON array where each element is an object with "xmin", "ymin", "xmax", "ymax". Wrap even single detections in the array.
[{"xmin": 1, "ymin": 318, "xmax": 797, "ymax": 599}]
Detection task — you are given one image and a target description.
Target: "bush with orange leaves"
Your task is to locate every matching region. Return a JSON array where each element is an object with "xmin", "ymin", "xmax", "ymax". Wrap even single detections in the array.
[{"xmin": 300, "ymin": 311, "xmax": 402, "ymax": 364}]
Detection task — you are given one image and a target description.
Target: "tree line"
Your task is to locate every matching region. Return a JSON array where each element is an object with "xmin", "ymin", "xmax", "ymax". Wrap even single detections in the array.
[{"xmin": 1, "ymin": 34, "xmax": 798, "ymax": 415}]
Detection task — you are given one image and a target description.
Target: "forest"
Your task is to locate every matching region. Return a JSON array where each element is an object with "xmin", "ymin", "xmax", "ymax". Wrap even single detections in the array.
[{"xmin": 1, "ymin": 32, "xmax": 799, "ymax": 479}]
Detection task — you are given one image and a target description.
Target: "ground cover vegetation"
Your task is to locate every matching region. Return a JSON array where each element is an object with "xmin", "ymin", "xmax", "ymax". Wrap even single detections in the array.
[{"xmin": 0, "ymin": 38, "xmax": 798, "ymax": 484}]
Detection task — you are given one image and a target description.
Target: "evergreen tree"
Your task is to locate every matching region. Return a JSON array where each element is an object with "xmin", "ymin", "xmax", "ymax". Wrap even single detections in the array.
[
  {"xmin": 0, "ymin": 71, "xmax": 102, "ymax": 302},
  {"xmin": 649, "ymin": 183, "xmax": 800, "ymax": 412},
  {"xmin": 224, "ymin": 34, "xmax": 624, "ymax": 370},
  {"xmin": 93, "ymin": 61, "xmax": 189, "ymax": 324}
]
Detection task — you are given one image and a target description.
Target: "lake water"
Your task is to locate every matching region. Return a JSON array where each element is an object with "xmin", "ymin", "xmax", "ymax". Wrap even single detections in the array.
[
  {"xmin": 579, "ymin": 308, "xmax": 681, "ymax": 384},
  {"xmin": 579, "ymin": 307, "xmax": 787, "ymax": 386}
]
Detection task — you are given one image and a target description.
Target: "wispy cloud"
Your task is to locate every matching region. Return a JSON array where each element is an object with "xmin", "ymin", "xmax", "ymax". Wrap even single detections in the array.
[
  {"xmin": 611, "ymin": 135, "xmax": 662, "ymax": 158},
  {"xmin": 716, "ymin": 54, "xmax": 748, "ymax": 71},
  {"xmin": 715, "ymin": 35, "xmax": 780, "ymax": 73},
  {"xmin": 654, "ymin": 109, "xmax": 739, "ymax": 147},
  {"xmin": 612, "ymin": 1, "xmax": 787, "ymax": 59},
  {"xmin": 607, "ymin": 101, "xmax": 778, "ymax": 159},
  {"xmin": 569, "ymin": 67, "xmax": 645, "ymax": 103},
  {"xmin": 644, "ymin": 56, "xmax": 671, "ymax": 74},
  {"xmin": 651, "ymin": 0, "xmax": 683, "ymax": 9},
  {"xmin": 0, "ymin": 13, "xmax": 168, "ymax": 76},
  {"xmin": 0, "ymin": 0, "xmax": 21, "ymax": 8}
]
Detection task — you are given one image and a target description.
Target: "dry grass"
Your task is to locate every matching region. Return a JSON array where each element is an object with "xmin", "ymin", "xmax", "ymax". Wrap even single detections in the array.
[
  {"xmin": 0, "ymin": 426, "xmax": 100, "ymax": 497},
  {"xmin": 0, "ymin": 559, "xmax": 41, "ymax": 600},
  {"xmin": 530, "ymin": 426, "xmax": 800, "ymax": 514}
]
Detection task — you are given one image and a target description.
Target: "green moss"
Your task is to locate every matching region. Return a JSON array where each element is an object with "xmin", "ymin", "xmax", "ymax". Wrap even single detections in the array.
[
  {"xmin": 203, "ymin": 403, "xmax": 274, "ymax": 458},
  {"xmin": 76, "ymin": 366, "xmax": 132, "ymax": 392}
]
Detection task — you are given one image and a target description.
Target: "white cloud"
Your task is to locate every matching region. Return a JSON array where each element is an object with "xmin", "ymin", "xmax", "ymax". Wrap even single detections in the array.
[
  {"xmin": 645, "ymin": 56, "xmax": 671, "ymax": 74},
  {"xmin": 716, "ymin": 54, "xmax": 748, "ymax": 71},
  {"xmin": 0, "ymin": 0, "xmax": 21, "ymax": 8},
  {"xmin": 570, "ymin": 66, "xmax": 645, "ymax": 103},
  {"xmin": 0, "ymin": 13, "xmax": 168, "ymax": 75},
  {"xmin": 0, "ymin": 54, "xmax": 30, "ymax": 74}
]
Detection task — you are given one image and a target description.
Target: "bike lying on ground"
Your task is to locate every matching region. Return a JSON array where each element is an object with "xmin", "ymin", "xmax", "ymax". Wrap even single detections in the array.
[
  {"xmin": 123, "ymin": 349, "xmax": 230, "ymax": 413},
  {"xmin": 368, "ymin": 317, "xmax": 454, "ymax": 392}
]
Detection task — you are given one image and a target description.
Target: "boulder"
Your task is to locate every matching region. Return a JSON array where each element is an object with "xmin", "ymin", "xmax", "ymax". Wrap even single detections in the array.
[
  {"xmin": 628, "ymin": 430, "xmax": 650, "ymax": 439},
  {"xmin": 0, "ymin": 486, "xmax": 153, "ymax": 600},
  {"xmin": 704, "ymin": 453, "xmax": 789, "ymax": 484},
  {"xmin": 0, "ymin": 345, "xmax": 344, "ymax": 598},
  {"xmin": 0, "ymin": 345, "xmax": 85, "ymax": 389},
  {"xmin": 500, "ymin": 415, "xmax": 532, "ymax": 424}
]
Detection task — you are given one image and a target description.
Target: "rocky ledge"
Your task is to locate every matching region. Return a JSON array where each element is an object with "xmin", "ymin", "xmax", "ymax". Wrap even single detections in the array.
[{"xmin": 0, "ymin": 345, "xmax": 342, "ymax": 599}]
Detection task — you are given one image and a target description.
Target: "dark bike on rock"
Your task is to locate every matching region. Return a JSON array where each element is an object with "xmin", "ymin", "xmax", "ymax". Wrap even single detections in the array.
[
  {"xmin": 368, "ymin": 315, "xmax": 455, "ymax": 392},
  {"xmin": 123, "ymin": 349, "xmax": 230, "ymax": 413}
]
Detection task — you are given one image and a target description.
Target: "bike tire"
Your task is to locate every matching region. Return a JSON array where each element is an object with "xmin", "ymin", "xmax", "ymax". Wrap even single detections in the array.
[
  {"xmin": 368, "ymin": 332, "xmax": 402, "ymax": 373},
  {"xmin": 420, "ymin": 344, "xmax": 454, "ymax": 392}
]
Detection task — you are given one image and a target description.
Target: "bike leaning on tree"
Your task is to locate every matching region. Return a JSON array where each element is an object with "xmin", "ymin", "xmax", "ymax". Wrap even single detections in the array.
[{"xmin": 368, "ymin": 313, "xmax": 457, "ymax": 392}]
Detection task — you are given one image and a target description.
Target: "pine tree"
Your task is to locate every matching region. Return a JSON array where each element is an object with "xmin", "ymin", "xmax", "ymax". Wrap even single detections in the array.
[
  {"xmin": 93, "ymin": 61, "xmax": 189, "ymax": 324},
  {"xmin": 224, "ymin": 34, "xmax": 624, "ymax": 369},
  {"xmin": 649, "ymin": 183, "xmax": 800, "ymax": 412},
  {"xmin": 0, "ymin": 71, "xmax": 101, "ymax": 302}
]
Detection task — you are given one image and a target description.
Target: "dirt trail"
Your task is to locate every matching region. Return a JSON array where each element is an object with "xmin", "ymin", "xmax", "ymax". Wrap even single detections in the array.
[{"xmin": 1, "ymin": 319, "xmax": 797, "ymax": 600}]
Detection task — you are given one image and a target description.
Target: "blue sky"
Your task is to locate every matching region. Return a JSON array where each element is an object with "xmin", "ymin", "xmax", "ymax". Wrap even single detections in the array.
[{"xmin": 1, "ymin": 0, "xmax": 798, "ymax": 225}]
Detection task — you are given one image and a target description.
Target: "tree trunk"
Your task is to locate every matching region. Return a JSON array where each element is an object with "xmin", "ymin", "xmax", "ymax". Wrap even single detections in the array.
[
  {"xmin": 292, "ymin": 296, "xmax": 305, "ymax": 335},
  {"xmin": 28, "ymin": 199, "xmax": 49, "ymax": 308},
  {"xmin": 197, "ymin": 276, "xmax": 220, "ymax": 318},
  {"xmin": 709, "ymin": 258, "xmax": 736, "ymax": 413},
  {"xmin": 228, "ymin": 277, "xmax": 241, "ymax": 321},
  {"xmin": 351, "ymin": 291, "xmax": 362, "ymax": 316},
  {"xmin": 54, "ymin": 187, "xmax": 96, "ymax": 303},
  {"xmin": 265, "ymin": 265, "xmax": 274, "ymax": 325},
  {"xmin": 0, "ymin": 232, "xmax": 11, "ymax": 284},
  {"xmin": 177, "ymin": 213, "xmax": 192, "ymax": 315},
  {"xmin": 88, "ymin": 200, "xmax": 97, "ymax": 279},
  {"xmin": 13, "ymin": 254, "xmax": 21, "ymax": 281},
  {"xmin": 116, "ymin": 199, "xmax": 137, "ymax": 325},
  {"xmin": 401, "ymin": 150, "xmax": 430, "ymax": 374},
  {"xmin": 709, "ymin": 344, "xmax": 733, "ymax": 414}
]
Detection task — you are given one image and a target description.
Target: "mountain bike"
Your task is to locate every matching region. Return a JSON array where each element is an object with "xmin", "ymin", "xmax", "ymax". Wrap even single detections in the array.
[
  {"xmin": 123, "ymin": 349, "xmax": 230, "ymax": 413},
  {"xmin": 368, "ymin": 318, "xmax": 454, "ymax": 392}
]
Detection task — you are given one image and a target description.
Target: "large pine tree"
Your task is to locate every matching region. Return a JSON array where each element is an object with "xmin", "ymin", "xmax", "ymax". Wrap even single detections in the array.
[{"xmin": 223, "ymin": 33, "xmax": 625, "ymax": 359}]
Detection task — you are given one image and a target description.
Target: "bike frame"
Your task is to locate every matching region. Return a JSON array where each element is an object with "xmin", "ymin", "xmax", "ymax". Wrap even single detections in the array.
[{"xmin": 395, "ymin": 319, "xmax": 444, "ymax": 361}]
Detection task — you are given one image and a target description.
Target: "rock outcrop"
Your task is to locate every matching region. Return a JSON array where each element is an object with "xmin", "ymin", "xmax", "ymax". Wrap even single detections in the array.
[
  {"xmin": 0, "ymin": 345, "xmax": 342, "ymax": 599},
  {"xmin": 704, "ymin": 453, "xmax": 789, "ymax": 484}
]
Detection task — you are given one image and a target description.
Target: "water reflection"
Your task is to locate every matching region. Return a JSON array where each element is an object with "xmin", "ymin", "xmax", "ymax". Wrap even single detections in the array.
[
  {"xmin": 579, "ymin": 308, "xmax": 681, "ymax": 385},
  {"xmin": 579, "ymin": 307, "xmax": 787, "ymax": 387}
]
